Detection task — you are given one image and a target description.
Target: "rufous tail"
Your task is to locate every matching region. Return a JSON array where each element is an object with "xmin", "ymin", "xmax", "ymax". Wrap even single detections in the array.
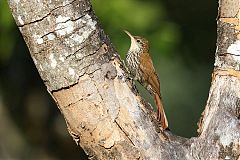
[{"xmin": 154, "ymin": 94, "xmax": 168, "ymax": 129}]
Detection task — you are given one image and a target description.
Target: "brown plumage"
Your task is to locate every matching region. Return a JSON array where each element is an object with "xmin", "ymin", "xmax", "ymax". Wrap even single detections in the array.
[{"xmin": 125, "ymin": 30, "xmax": 168, "ymax": 130}]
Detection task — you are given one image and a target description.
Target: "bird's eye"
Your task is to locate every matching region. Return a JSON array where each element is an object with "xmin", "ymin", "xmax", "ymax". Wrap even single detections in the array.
[{"xmin": 136, "ymin": 39, "xmax": 141, "ymax": 43}]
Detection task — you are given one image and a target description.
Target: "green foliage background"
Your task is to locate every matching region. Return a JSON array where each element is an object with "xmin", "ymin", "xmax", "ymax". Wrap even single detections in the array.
[{"xmin": 0, "ymin": 0, "xmax": 216, "ymax": 159}]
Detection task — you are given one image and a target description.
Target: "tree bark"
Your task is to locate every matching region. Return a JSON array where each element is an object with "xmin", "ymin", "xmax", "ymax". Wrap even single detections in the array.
[{"xmin": 8, "ymin": 0, "xmax": 240, "ymax": 159}]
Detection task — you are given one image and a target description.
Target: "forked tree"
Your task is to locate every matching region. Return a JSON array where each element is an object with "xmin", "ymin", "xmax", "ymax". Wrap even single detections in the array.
[{"xmin": 8, "ymin": 0, "xmax": 240, "ymax": 159}]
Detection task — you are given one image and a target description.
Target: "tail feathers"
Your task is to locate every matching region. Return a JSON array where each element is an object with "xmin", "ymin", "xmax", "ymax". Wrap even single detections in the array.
[{"xmin": 154, "ymin": 94, "xmax": 168, "ymax": 130}]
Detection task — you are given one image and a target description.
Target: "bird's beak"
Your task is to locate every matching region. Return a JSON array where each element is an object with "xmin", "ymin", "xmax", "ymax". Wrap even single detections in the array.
[
  {"xmin": 124, "ymin": 30, "xmax": 134, "ymax": 39},
  {"xmin": 124, "ymin": 30, "xmax": 138, "ymax": 51}
]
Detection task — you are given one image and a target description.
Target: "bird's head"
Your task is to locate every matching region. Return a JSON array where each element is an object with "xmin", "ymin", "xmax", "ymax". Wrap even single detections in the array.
[{"xmin": 124, "ymin": 30, "xmax": 149, "ymax": 54}]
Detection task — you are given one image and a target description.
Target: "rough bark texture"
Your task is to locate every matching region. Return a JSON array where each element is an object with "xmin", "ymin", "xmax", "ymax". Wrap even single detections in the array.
[{"xmin": 8, "ymin": 0, "xmax": 240, "ymax": 159}]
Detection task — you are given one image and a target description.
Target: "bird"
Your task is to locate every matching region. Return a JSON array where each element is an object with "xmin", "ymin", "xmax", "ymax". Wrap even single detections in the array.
[{"xmin": 124, "ymin": 30, "xmax": 168, "ymax": 130}]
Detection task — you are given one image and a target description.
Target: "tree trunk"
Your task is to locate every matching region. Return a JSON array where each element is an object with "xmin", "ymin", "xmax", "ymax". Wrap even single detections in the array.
[{"xmin": 8, "ymin": 0, "xmax": 240, "ymax": 159}]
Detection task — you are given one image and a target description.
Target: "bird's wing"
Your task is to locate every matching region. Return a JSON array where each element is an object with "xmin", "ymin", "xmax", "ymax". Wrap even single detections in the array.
[{"xmin": 139, "ymin": 52, "xmax": 161, "ymax": 95}]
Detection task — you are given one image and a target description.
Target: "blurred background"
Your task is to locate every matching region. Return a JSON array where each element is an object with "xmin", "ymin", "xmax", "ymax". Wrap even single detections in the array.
[{"xmin": 0, "ymin": 0, "xmax": 217, "ymax": 159}]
